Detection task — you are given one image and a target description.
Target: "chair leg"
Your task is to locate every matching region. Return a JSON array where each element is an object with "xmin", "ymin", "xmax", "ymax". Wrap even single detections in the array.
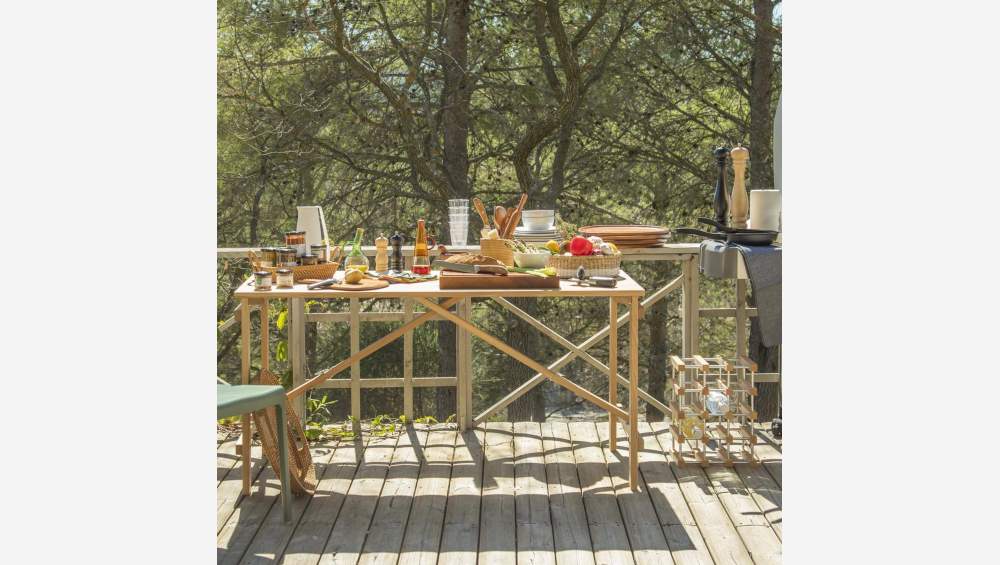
[{"xmin": 276, "ymin": 403, "xmax": 292, "ymax": 523}]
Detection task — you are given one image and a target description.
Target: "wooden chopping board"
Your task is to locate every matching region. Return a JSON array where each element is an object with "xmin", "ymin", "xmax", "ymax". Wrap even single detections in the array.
[
  {"xmin": 439, "ymin": 271, "xmax": 560, "ymax": 290},
  {"xmin": 303, "ymin": 278, "xmax": 390, "ymax": 291}
]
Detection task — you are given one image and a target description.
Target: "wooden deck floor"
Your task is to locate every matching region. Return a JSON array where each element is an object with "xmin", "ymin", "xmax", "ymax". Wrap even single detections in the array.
[{"xmin": 217, "ymin": 421, "xmax": 782, "ymax": 565}]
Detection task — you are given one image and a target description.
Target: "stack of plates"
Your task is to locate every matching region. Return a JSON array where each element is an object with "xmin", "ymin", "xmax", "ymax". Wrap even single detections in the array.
[
  {"xmin": 578, "ymin": 225, "xmax": 671, "ymax": 248},
  {"xmin": 513, "ymin": 226, "xmax": 559, "ymax": 243}
]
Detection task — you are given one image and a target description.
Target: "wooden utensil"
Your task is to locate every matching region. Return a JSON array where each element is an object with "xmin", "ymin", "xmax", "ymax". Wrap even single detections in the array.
[
  {"xmin": 472, "ymin": 197, "xmax": 491, "ymax": 227},
  {"xmin": 503, "ymin": 193, "xmax": 528, "ymax": 239},
  {"xmin": 730, "ymin": 146, "xmax": 749, "ymax": 229},
  {"xmin": 494, "ymin": 206, "xmax": 507, "ymax": 232}
]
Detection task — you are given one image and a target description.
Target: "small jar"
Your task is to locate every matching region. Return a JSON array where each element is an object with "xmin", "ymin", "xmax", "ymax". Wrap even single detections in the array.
[
  {"xmin": 300, "ymin": 254, "xmax": 318, "ymax": 266},
  {"xmin": 253, "ymin": 271, "xmax": 272, "ymax": 291},
  {"xmin": 259, "ymin": 247, "xmax": 277, "ymax": 268},
  {"xmin": 285, "ymin": 231, "xmax": 307, "ymax": 256},
  {"xmin": 277, "ymin": 247, "xmax": 297, "ymax": 267},
  {"xmin": 276, "ymin": 269, "xmax": 294, "ymax": 288},
  {"xmin": 310, "ymin": 244, "xmax": 327, "ymax": 262}
]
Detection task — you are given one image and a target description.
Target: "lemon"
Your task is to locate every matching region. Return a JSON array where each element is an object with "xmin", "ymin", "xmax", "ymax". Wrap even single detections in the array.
[{"xmin": 545, "ymin": 240, "xmax": 560, "ymax": 254}]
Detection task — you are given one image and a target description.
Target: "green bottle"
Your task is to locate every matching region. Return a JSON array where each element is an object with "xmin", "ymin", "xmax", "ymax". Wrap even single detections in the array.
[{"xmin": 345, "ymin": 227, "xmax": 369, "ymax": 272}]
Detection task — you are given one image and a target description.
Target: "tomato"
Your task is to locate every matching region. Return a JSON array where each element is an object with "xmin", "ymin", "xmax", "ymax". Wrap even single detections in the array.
[{"xmin": 569, "ymin": 235, "xmax": 594, "ymax": 256}]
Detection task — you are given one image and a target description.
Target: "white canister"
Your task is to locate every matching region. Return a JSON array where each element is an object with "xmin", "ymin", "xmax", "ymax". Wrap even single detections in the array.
[
  {"xmin": 296, "ymin": 206, "xmax": 329, "ymax": 260},
  {"xmin": 749, "ymin": 189, "xmax": 781, "ymax": 232}
]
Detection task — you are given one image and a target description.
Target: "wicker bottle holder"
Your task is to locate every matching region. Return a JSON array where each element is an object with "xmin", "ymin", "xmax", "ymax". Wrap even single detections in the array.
[
  {"xmin": 479, "ymin": 238, "xmax": 515, "ymax": 266},
  {"xmin": 547, "ymin": 254, "xmax": 622, "ymax": 278},
  {"xmin": 249, "ymin": 250, "xmax": 339, "ymax": 283}
]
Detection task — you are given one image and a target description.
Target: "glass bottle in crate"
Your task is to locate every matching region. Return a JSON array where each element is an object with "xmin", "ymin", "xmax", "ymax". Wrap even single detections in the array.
[{"xmin": 344, "ymin": 227, "xmax": 369, "ymax": 272}]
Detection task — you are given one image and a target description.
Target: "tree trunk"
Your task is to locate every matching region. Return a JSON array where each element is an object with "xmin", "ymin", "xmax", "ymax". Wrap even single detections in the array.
[
  {"xmin": 506, "ymin": 298, "xmax": 545, "ymax": 421},
  {"xmin": 747, "ymin": 0, "xmax": 780, "ymax": 423},
  {"xmin": 645, "ymin": 288, "xmax": 669, "ymax": 421},
  {"xmin": 749, "ymin": 0, "xmax": 777, "ymax": 191},
  {"xmin": 434, "ymin": 0, "xmax": 471, "ymax": 420}
]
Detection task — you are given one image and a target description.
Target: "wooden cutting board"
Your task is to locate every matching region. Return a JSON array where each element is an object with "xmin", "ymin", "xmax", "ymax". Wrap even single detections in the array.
[
  {"xmin": 303, "ymin": 278, "xmax": 390, "ymax": 291},
  {"xmin": 439, "ymin": 271, "xmax": 560, "ymax": 290},
  {"xmin": 579, "ymin": 224, "xmax": 670, "ymax": 236}
]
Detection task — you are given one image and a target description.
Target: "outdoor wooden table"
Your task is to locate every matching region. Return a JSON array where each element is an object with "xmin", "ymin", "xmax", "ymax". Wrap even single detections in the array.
[{"xmin": 233, "ymin": 270, "xmax": 647, "ymax": 490}]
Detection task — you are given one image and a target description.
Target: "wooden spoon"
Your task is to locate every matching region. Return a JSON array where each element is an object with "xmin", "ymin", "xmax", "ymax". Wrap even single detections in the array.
[
  {"xmin": 472, "ymin": 197, "xmax": 491, "ymax": 228},
  {"xmin": 494, "ymin": 206, "xmax": 507, "ymax": 233}
]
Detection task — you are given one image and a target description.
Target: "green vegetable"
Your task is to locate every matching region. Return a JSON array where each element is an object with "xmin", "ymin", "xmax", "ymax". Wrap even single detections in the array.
[{"xmin": 508, "ymin": 266, "xmax": 556, "ymax": 277}]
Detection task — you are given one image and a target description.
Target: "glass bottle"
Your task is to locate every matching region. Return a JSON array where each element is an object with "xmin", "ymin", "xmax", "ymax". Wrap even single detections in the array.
[
  {"xmin": 412, "ymin": 219, "xmax": 430, "ymax": 275},
  {"xmin": 344, "ymin": 227, "xmax": 369, "ymax": 272}
]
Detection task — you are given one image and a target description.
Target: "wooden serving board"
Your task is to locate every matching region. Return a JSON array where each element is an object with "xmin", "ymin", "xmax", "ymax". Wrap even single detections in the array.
[
  {"xmin": 304, "ymin": 278, "xmax": 390, "ymax": 291},
  {"xmin": 438, "ymin": 271, "xmax": 560, "ymax": 290}
]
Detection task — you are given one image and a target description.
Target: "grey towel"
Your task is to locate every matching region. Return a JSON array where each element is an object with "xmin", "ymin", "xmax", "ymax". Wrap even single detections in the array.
[{"xmin": 730, "ymin": 244, "xmax": 782, "ymax": 347}]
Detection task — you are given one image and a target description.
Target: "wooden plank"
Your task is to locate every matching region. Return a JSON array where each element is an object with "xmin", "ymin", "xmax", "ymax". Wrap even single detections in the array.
[
  {"xmin": 358, "ymin": 427, "xmax": 427, "ymax": 565},
  {"xmin": 217, "ymin": 443, "xmax": 268, "ymax": 533},
  {"xmin": 403, "ymin": 299, "xmax": 414, "ymax": 419},
  {"xmin": 438, "ymin": 427, "xmax": 485, "ymax": 565},
  {"xmin": 628, "ymin": 296, "xmax": 640, "ymax": 489},
  {"xmin": 217, "ymin": 438, "xmax": 239, "ymax": 485},
  {"xmin": 595, "ymin": 423, "xmax": 673, "ymax": 565},
  {"xmin": 218, "ymin": 459, "xmax": 282, "ymax": 565},
  {"xmin": 649, "ymin": 422, "xmax": 753, "ymax": 565},
  {"xmin": 541, "ymin": 422, "xmax": 595, "ymax": 565},
  {"xmin": 479, "ymin": 422, "xmax": 517, "ymax": 565},
  {"xmin": 350, "ymin": 298, "xmax": 361, "ymax": 434},
  {"xmin": 733, "ymin": 461, "xmax": 783, "ymax": 541},
  {"xmin": 291, "ymin": 297, "xmax": 307, "ymax": 421},
  {"xmin": 635, "ymin": 423, "xmax": 713, "ymax": 565},
  {"xmin": 754, "ymin": 430, "xmax": 782, "ymax": 488},
  {"xmin": 239, "ymin": 443, "xmax": 340, "ymax": 565},
  {"xmin": 317, "ymin": 376, "xmax": 457, "ymax": 389},
  {"xmin": 704, "ymin": 459, "xmax": 783, "ymax": 563},
  {"xmin": 281, "ymin": 437, "xmax": 369, "ymax": 565},
  {"xmin": 398, "ymin": 428, "xmax": 459, "ymax": 565},
  {"xmin": 609, "ymin": 298, "xmax": 619, "ymax": 450},
  {"xmin": 512, "ymin": 422, "xmax": 556, "ymax": 565},
  {"xmin": 567, "ymin": 421, "xmax": 635, "ymax": 565},
  {"xmin": 317, "ymin": 433, "xmax": 400, "ymax": 565},
  {"xmin": 240, "ymin": 298, "xmax": 252, "ymax": 494},
  {"xmin": 460, "ymin": 298, "xmax": 473, "ymax": 430}
]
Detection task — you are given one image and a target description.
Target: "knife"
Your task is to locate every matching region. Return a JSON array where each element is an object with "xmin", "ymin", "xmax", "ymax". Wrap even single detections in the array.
[{"xmin": 432, "ymin": 260, "xmax": 508, "ymax": 276}]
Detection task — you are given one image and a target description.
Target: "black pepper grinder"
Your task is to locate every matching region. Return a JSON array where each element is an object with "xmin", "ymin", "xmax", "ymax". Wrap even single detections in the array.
[
  {"xmin": 713, "ymin": 146, "xmax": 731, "ymax": 228},
  {"xmin": 389, "ymin": 232, "xmax": 405, "ymax": 272}
]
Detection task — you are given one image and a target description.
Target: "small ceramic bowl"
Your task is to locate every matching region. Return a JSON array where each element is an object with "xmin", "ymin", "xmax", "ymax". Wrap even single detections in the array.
[{"xmin": 513, "ymin": 251, "xmax": 550, "ymax": 269}]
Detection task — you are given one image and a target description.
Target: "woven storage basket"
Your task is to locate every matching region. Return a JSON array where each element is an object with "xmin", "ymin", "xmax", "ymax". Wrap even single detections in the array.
[
  {"xmin": 249, "ymin": 251, "xmax": 339, "ymax": 283},
  {"xmin": 547, "ymin": 254, "xmax": 622, "ymax": 278},
  {"xmin": 479, "ymin": 238, "xmax": 515, "ymax": 266},
  {"xmin": 252, "ymin": 368, "xmax": 316, "ymax": 495}
]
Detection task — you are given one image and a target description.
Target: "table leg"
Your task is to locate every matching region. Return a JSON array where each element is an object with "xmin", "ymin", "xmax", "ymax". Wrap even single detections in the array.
[
  {"xmin": 462, "ymin": 298, "xmax": 473, "ymax": 430},
  {"xmin": 240, "ymin": 298, "xmax": 251, "ymax": 495},
  {"xmin": 629, "ymin": 296, "xmax": 640, "ymax": 491},
  {"xmin": 349, "ymin": 298, "xmax": 361, "ymax": 434},
  {"xmin": 682, "ymin": 257, "xmax": 700, "ymax": 356},
  {"xmin": 290, "ymin": 297, "xmax": 306, "ymax": 423},
  {"xmin": 608, "ymin": 298, "xmax": 618, "ymax": 451}
]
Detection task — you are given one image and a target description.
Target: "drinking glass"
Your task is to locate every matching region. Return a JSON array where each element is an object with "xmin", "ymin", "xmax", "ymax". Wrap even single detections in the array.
[{"xmin": 449, "ymin": 215, "xmax": 469, "ymax": 246}]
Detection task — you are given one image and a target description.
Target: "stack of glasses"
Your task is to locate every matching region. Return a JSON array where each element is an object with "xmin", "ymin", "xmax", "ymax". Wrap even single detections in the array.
[{"xmin": 448, "ymin": 199, "xmax": 469, "ymax": 246}]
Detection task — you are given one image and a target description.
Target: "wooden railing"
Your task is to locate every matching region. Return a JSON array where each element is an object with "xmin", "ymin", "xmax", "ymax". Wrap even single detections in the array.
[{"xmin": 217, "ymin": 244, "xmax": 777, "ymax": 425}]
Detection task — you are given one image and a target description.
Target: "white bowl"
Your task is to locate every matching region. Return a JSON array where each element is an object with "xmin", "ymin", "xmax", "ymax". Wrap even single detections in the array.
[{"xmin": 513, "ymin": 251, "xmax": 550, "ymax": 269}]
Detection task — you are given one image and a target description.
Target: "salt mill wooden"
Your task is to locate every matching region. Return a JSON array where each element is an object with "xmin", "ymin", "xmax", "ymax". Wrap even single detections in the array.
[
  {"xmin": 729, "ymin": 146, "xmax": 750, "ymax": 229},
  {"xmin": 713, "ymin": 147, "xmax": 731, "ymax": 227}
]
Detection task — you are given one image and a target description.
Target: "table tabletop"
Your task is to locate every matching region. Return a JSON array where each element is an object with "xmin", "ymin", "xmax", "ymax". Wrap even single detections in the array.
[{"xmin": 234, "ymin": 270, "xmax": 645, "ymax": 299}]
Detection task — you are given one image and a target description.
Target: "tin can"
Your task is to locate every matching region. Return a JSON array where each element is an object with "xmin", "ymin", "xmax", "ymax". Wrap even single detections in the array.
[
  {"xmin": 259, "ymin": 247, "xmax": 277, "ymax": 268},
  {"xmin": 310, "ymin": 244, "xmax": 327, "ymax": 262},
  {"xmin": 253, "ymin": 271, "xmax": 272, "ymax": 290},
  {"xmin": 277, "ymin": 247, "xmax": 297, "ymax": 267},
  {"xmin": 285, "ymin": 231, "xmax": 307, "ymax": 256},
  {"xmin": 276, "ymin": 269, "xmax": 294, "ymax": 288}
]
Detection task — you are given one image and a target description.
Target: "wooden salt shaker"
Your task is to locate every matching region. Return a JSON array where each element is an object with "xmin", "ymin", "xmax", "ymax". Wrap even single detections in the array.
[
  {"xmin": 375, "ymin": 233, "xmax": 389, "ymax": 272},
  {"xmin": 729, "ymin": 146, "xmax": 750, "ymax": 229}
]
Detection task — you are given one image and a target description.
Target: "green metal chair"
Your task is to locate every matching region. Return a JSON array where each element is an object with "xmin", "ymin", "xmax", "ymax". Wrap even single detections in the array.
[{"xmin": 217, "ymin": 384, "xmax": 291, "ymax": 522}]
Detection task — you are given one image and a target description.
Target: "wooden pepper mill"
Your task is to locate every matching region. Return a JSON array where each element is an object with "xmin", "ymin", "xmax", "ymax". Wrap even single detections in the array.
[
  {"xmin": 374, "ymin": 233, "xmax": 388, "ymax": 272},
  {"xmin": 713, "ymin": 147, "xmax": 731, "ymax": 227},
  {"xmin": 729, "ymin": 146, "xmax": 750, "ymax": 229}
]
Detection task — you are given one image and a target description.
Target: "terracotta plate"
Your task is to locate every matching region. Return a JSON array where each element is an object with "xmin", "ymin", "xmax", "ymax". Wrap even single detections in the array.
[{"xmin": 579, "ymin": 224, "xmax": 670, "ymax": 236}]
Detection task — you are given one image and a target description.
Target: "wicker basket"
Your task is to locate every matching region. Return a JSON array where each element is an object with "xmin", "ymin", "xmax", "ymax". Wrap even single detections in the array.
[
  {"xmin": 479, "ymin": 238, "xmax": 515, "ymax": 267},
  {"xmin": 547, "ymin": 254, "xmax": 622, "ymax": 278},
  {"xmin": 249, "ymin": 251, "xmax": 339, "ymax": 283}
]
